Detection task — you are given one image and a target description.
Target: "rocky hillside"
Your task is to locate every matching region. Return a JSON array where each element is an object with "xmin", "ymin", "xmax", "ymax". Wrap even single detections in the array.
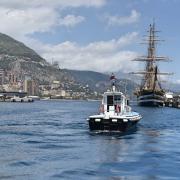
[
  {"xmin": 64, "ymin": 69, "xmax": 137, "ymax": 95},
  {"xmin": 0, "ymin": 33, "xmax": 45, "ymax": 63},
  {"xmin": 0, "ymin": 33, "xmax": 72, "ymax": 84},
  {"xmin": 0, "ymin": 33, "xmax": 137, "ymax": 94}
]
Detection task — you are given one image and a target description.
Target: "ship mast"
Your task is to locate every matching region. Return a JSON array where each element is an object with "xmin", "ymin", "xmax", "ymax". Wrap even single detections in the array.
[
  {"xmin": 145, "ymin": 23, "xmax": 157, "ymax": 90},
  {"xmin": 132, "ymin": 22, "xmax": 172, "ymax": 92}
]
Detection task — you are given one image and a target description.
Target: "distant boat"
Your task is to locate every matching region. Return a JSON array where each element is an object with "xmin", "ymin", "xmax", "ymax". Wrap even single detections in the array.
[
  {"xmin": 164, "ymin": 92, "xmax": 173, "ymax": 107},
  {"xmin": 87, "ymin": 99, "xmax": 100, "ymax": 101},
  {"xmin": 10, "ymin": 96, "xmax": 33, "ymax": 102},
  {"xmin": 87, "ymin": 74, "xmax": 142, "ymax": 132},
  {"xmin": 28, "ymin": 96, "xmax": 40, "ymax": 101},
  {"xmin": 132, "ymin": 23, "xmax": 172, "ymax": 107},
  {"xmin": 41, "ymin": 97, "xmax": 50, "ymax": 100}
]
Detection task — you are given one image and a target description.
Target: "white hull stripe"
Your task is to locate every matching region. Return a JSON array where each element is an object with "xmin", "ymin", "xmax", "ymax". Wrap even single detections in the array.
[
  {"xmin": 138, "ymin": 99, "xmax": 164, "ymax": 103},
  {"xmin": 138, "ymin": 94, "xmax": 164, "ymax": 99}
]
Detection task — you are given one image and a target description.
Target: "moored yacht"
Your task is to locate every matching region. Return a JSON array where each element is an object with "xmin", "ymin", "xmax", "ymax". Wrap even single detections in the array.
[{"xmin": 87, "ymin": 74, "xmax": 142, "ymax": 132}]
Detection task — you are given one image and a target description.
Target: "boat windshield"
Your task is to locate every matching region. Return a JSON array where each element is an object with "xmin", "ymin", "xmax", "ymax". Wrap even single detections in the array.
[
  {"xmin": 104, "ymin": 94, "xmax": 122, "ymax": 104},
  {"xmin": 105, "ymin": 94, "xmax": 122, "ymax": 112},
  {"xmin": 107, "ymin": 95, "xmax": 113, "ymax": 105},
  {"xmin": 114, "ymin": 95, "xmax": 121, "ymax": 103}
]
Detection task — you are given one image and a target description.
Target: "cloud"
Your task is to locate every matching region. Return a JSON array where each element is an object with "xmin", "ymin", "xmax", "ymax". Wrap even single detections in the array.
[
  {"xmin": 105, "ymin": 10, "xmax": 140, "ymax": 26},
  {"xmin": 0, "ymin": 7, "xmax": 58, "ymax": 39},
  {"xmin": 176, "ymin": 80, "xmax": 180, "ymax": 84},
  {"xmin": 35, "ymin": 32, "xmax": 140, "ymax": 73},
  {"xmin": 59, "ymin": 15, "xmax": 85, "ymax": 28},
  {"xmin": 0, "ymin": 0, "xmax": 106, "ymax": 9},
  {"xmin": 0, "ymin": 1, "xmax": 140, "ymax": 74},
  {"xmin": 0, "ymin": 0, "xmax": 106, "ymax": 39},
  {"xmin": 0, "ymin": 7, "xmax": 86, "ymax": 40}
]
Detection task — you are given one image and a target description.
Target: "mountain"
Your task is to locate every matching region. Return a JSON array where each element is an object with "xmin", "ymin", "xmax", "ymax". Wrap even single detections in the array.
[
  {"xmin": 64, "ymin": 69, "xmax": 137, "ymax": 95},
  {"xmin": 0, "ymin": 33, "xmax": 71, "ymax": 84},
  {"xmin": 64, "ymin": 69, "xmax": 109, "ymax": 92},
  {"xmin": 0, "ymin": 32, "xmax": 137, "ymax": 94},
  {"xmin": 0, "ymin": 33, "xmax": 45, "ymax": 63}
]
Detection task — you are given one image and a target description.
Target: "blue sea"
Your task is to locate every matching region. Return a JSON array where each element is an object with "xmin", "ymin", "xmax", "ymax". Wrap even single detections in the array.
[{"xmin": 0, "ymin": 100, "xmax": 180, "ymax": 179}]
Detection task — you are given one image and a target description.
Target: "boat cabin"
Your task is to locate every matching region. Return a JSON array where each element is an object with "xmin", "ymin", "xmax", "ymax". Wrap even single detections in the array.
[{"xmin": 100, "ymin": 91, "xmax": 129, "ymax": 115}]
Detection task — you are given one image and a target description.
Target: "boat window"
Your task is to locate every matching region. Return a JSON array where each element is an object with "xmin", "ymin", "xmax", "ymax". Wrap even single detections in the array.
[
  {"xmin": 107, "ymin": 95, "xmax": 113, "ymax": 112},
  {"xmin": 107, "ymin": 95, "xmax": 113, "ymax": 105},
  {"xmin": 114, "ymin": 95, "xmax": 121, "ymax": 102}
]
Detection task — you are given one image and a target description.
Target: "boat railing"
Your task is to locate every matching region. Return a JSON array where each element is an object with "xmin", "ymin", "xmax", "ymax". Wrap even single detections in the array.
[{"xmin": 125, "ymin": 106, "xmax": 131, "ymax": 112}]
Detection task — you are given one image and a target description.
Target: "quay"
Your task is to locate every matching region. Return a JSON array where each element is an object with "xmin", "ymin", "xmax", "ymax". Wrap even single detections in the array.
[{"xmin": 0, "ymin": 91, "xmax": 33, "ymax": 102}]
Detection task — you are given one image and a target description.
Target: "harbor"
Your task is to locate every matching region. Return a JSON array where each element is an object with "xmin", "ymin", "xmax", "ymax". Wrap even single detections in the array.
[{"xmin": 0, "ymin": 0, "xmax": 180, "ymax": 179}]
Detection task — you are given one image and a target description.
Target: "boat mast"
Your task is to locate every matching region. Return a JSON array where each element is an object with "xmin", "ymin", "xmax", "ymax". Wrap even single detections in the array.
[
  {"xmin": 110, "ymin": 73, "xmax": 116, "ymax": 92},
  {"xmin": 144, "ymin": 23, "xmax": 157, "ymax": 91}
]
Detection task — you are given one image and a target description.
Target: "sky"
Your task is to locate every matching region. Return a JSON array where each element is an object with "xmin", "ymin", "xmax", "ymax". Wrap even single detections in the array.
[{"xmin": 0, "ymin": 0, "xmax": 179, "ymax": 83}]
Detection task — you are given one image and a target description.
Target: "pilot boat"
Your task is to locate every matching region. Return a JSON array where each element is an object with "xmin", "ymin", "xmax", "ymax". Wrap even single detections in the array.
[{"xmin": 87, "ymin": 74, "xmax": 142, "ymax": 132}]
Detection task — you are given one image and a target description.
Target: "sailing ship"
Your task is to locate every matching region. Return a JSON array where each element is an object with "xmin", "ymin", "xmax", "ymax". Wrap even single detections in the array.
[
  {"xmin": 87, "ymin": 74, "xmax": 142, "ymax": 132},
  {"xmin": 132, "ymin": 23, "xmax": 171, "ymax": 107}
]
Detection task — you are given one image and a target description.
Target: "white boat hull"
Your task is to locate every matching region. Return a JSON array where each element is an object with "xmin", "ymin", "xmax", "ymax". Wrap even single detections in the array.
[{"xmin": 88, "ymin": 112, "xmax": 142, "ymax": 132}]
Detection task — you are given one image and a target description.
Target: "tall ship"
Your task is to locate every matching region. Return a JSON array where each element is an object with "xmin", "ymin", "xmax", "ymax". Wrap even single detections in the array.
[{"xmin": 132, "ymin": 23, "xmax": 171, "ymax": 107}]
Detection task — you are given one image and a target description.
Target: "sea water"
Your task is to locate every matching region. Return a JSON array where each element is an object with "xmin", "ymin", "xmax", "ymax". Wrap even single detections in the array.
[{"xmin": 0, "ymin": 100, "xmax": 180, "ymax": 179}]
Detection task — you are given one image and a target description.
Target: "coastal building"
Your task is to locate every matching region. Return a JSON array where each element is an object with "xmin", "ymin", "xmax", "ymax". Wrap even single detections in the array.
[
  {"xmin": 51, "ymin": 80, "xmax": 60, "ymax": 89},
  {"xmin": 0, "ymin": 69, "xmax": 4, "ymax": 86},
  {"xmin": 42, "ymin": 89, "xmax": 67, "ymax": 98},
  {"xmin": 24, "ymin": 79, "xmax": 39, "ymax": 96},
  {"xmin": 8, "ymin": 72, "xmax": 18, "ymax": 85}
]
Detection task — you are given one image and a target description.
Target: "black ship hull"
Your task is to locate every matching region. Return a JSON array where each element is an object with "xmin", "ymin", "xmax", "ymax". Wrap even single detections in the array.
[
  {"xmin": 88, "ymin": 118, "xmax": 138, "ymax": 132},
  {"xmin": 138, "ymin": 92, "xmax": 165, "ymax": 107}
]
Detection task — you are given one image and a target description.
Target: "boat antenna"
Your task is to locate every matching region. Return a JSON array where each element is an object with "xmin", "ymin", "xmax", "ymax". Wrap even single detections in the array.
[
  {"xmin": 110, "ymin": 73, "xmax": 116, "ymax": 92},
  {"xmin": 124, "ymin": 79, "xmax": 127, "ymax": 95}
]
